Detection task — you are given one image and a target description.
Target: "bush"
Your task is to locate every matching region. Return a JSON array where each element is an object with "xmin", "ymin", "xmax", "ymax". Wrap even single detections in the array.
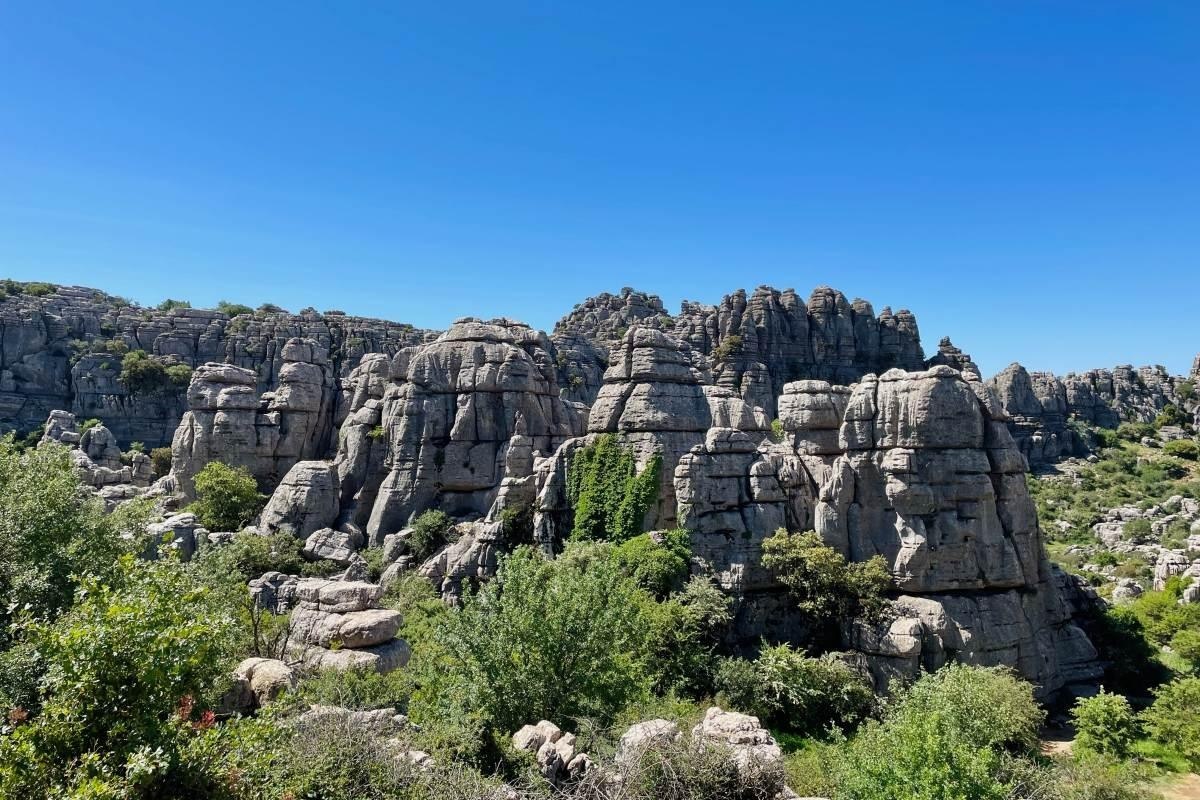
[
  {"xmin": 761, "ymin": 529, "xmax": 891, "ymax": 626},
  {"xmin": 713, "ymin": 334, "xmax": 743, "ymax": 362},
  {"xmin": 1164, "ymin": 439, "xmax": 1199, "ymax": 460},
  {"xmin": 190, "ymin": 462, "xmax": 264, "ymax": 532},
  {"xmin": 1171, "ymin": 629, "xmax": 1200, "ymax": 670},
  {"xmin": 156, "ymin": 298, "xmax": 191, "ymax": 311},
  {"xmin": 1072, "ymin": 690, "xmax": 1139, "ymax": 759},
  {"xmin": 194, "ymin": 531, "xmax": 305, "ymax": 583},
  {"xmin": 150, "ymin": 446, "xmax": 173, "ymax": 477},
  {"xmin": 613, "ymin": 529, "xmax": 691, "ymax": 597},
  {"xmin": 1141, "ymin": 676, "xmax": 1200, "ymax": 769},
  {"xmin": 715, "ymin": 644, "xmax": 876, "ymax": 736},
  {"xmin": 257, "ymin": 302, "xmax": 286, "ymax": 313},
  {"xmin": 643, "ymin": 575, "xmax": 732, "ymax": 696},
  {"xmin": 294, "ymin": 666, "xmax": 411, "ymax": 712},
  {"xmin": 0, "ymin": 557, "xmax": 237, "ymax": 798},
  {"xmin": 834, "ymin": 664, "xmax": 1044, "ymax": 800},
  {"xmin": 1155, "ymin": 404, "xmax": 1187, "ymax": 428},
  {"xmin": 409, "ymin": 509, "xmax": 453, "ymax": 561},
  {"xmin": 416, "ymin": 546, "xmax": 652, "ymax": 734},
  {"xmin": 1117, "ymin": 422, "xmax": 1155, "ymax": 442},
  {"xmin": 216, "ymin": 300, "xmax": 253, "ymax": 316},
  {"xmin": 120, "ymin": 349, "xmax": 189, "ymax": 394},
  {"xmin": 1122, "ymin": 518, "xmax": 1153, "ymax": 542},
  {"xmin": 566, "ymin": 434, "xmax": 662, "ymax": 542}
]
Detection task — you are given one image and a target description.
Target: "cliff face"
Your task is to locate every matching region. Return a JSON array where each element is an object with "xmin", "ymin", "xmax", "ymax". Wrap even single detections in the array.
[
  {"xmin": 552, "ymin": 285, "xmax": 926, "ymax": 412},
  {"xmin": 988, "ymin": 361, "xmax": 1193, "ymax": 467},
  {"xmin": 0, "ymin": 284, "xmax": 432, "ymax": 447}
]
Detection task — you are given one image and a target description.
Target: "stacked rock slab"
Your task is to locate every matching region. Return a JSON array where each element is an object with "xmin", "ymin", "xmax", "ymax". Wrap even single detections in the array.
[
  {"xmin": 925, "ymin": 336, "xmax": 979, "ymax": 375},
  {"xmin": 289, "ymin": 578, "xmax": 409, "ymax": 672},
  {"xmin": 988, "ymin": 363, "xmax": 1078, "ymax": 466},
  {"xmin": 170, "ymin": 338, "xmax": 336, "ymax": 498},
  {"xmin": 39, "ymin": 410, "xmax": 152, "ymax": 490},
  {"xmin": 355, "ymin": 319, "xmax": 585, "ymax": 545},
  {"xmin": 814, "ymin": 366, "xmax": 1099, "ymax": 696}
]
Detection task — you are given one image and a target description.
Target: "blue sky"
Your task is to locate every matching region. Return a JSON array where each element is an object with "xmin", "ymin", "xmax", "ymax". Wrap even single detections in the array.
[{"xmin": 1, "ymin": 2, "xmax": 1196, "ymax": 377}]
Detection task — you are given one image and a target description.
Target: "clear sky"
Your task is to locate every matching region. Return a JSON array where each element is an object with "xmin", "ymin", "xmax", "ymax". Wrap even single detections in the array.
[{"xmin": 1, "ymin": 2, "xmax": 1196, "ymax": 378}]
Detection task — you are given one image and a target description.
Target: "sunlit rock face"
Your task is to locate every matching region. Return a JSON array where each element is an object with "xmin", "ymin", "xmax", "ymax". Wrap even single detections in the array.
[{"xmin": 351, "ymin": 319, "xmax": 585, "ymax": 545}]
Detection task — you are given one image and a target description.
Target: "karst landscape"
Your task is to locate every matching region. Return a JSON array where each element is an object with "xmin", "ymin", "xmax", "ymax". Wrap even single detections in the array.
[{"xmin": 1, "ymin": 279, "xmax": 1198, "ymax": 799}]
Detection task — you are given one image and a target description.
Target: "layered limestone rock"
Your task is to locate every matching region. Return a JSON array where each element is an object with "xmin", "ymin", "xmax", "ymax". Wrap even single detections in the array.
[
  {"xmin": 815, "ymin": 367, "xmax": 1099, "ymax": 696},
  {"xmin": 289, "ymin": 578, "xmax": 409, "ymax": 672},
  {"xmin": 989, "ymin": 360, "xmax": 1192, "ymax": 465},
  {"xmin": 341, "ymin": 319, "xmax": 584, "ymax": 545},
  {"xmin": 925, "ymin": 337, "xmax": 979, "ymax": 375},
  {"xmin": 672, "ymin": 286, "xmax": 924, "ymax": 414},
  {"xmin": 0, "ymin": 284, "xmax": 431, "ymax": 447},
  {"xmin": 170, "ymin": 338, "xmax": 337, "ymax": 498},
  {"xmin": 38, "ymin": 410, "xmax": 152, "ymax": 492}
]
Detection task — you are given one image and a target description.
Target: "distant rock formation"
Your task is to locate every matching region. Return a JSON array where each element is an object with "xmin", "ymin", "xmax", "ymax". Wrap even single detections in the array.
[{"xmin": 0, "ymin": 283, "xmax": 431, "ymax": 447}]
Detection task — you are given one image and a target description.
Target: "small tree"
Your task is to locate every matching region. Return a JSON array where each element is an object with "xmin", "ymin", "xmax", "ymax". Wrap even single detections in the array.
[
  {"xmin": 613, "ymin": 529, "xmax": 691, "ymax": 597},
  {"xmin": 1142, "ymin": 677, "xmax": 1200, "ymax": 769},
  {"xmin": 1072, "ymin": 690, "xmax": 1139, "ymax": 759},
  {"xmin": 156, "ymin": 298, "xmax": 191, "ymax": 311},
  {"xmin": 762, "ymin": 529, "xmax": 891, "ymax": 622},
  {"xmin": 1163, "ymin": 439, "xmax": 1199, "ymax": 460},
  {"xmin": 408, "ymin": 509, "xmax": 453, "ymax": 561},
  {"xmin": 419, "ymin": 546, "xmax": 652, "ymax": 733},
  {"xmin": 216, "ymin": 300, "xmax": 254, "ymax": 316},
  {"xmin": 190, "ymin": 462, "xmax": 264, "ymax": 532}
]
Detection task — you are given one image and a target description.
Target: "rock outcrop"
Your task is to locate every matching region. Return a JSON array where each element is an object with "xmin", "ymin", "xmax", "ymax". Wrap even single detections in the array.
[
  {"xmin": 170, "ymin": 340, "xmax": 337, "ymax": 498},
  {"xmin": 820, "ymin": 367, "xmax": 1099, "ymax": 696},
  {"xmin": 0, "ymin": 283, "xmax": 432, "ymax": 448},
  {"xmin": 289, "ymin": 578, "xmax": 410, "ymax": 672}
]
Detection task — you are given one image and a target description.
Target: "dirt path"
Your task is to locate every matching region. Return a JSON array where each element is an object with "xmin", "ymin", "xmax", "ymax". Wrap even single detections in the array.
[{"xmin": 1157, "ymin": 774, "xmax": 1200, "ymax": 800}]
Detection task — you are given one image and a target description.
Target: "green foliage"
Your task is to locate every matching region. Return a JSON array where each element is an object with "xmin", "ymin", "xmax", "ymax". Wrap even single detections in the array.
[
  {"xmin": 103, "ymin": 338, "xmax": 130, "ymax": 355},
  {"xmin": 1081, "ymin": 603, "xmax": 1170, "ymax": 695},
  {"xmin": 257, "ymin": 302, "xmax": 286, "ymax": 313},
  {"xmin": 1178, "ymin": 380, "xmax": 1196, "ymax": 402},
  {"xmin": 0, "ymin": 439, "xmax": 128, "ymax": 638},
  {"xmin": 1155, "ymin": 404, "xmax": 1187, "ymax": 429},
  {"xmin": 1141, "ymin": 676, "xmax": 1200, "ymax": 770},
  {"xmin": 194, "ymin": 531, "xmax": 305, "ymax": 583},
  {"xmin": 1128, "ymin": 585, "xmax": 1200, "ymax": 646},
  {"xmin": 20, "ymin": 281, "xmax": 56, "ymax": 297},
  {"xmin": 416, "ymin": 546, "xmax": 652, "ymax": 734},
  {"xmin": 1170, "ymin": 628, "xmax": 1200, "ymax": 670},
  {"xmin": 78, "ymin": 416, "xmax": 102, "ymax": 434},
  {"xmin": 643, "ymin": 575, "xmax": 732, "ymax": 696},
  {"xmin": 216, "ymin": 300, "xmax": 253, "ymax": 316},
  {"xmin": 1072, "ymin": 690, "xmax": 1139, "ymax": 759},
  {"xmin": 156, "ymin": 298, "xmax": 191, "ymax": 311},
  {"xmin": 368, "ymin": 424, "xmax": 386, "ymax": 439},
  {"xmin": 294, "ymin": 666, "xmax": 411, "ymax": 712},
  {"xmin": 715, "ymin": 644, "xmax": 876, "ymax": 736},
  {"xmin": 1163, "ymin": 439, "xmax": 1199, "ymax": 460},
  {"xmin": 119, "ymin": 349, "xmax": 190, "ymax": 394},
  {"xmin": 613, "ymin": 529, "xmax": 691, "ymax": 597},
  {"xmin": 713, "ymin": 334, "xmax": 743, "ymax": 362},
  {"xmin": 149, "ymin": 446, "xmax": 172, "ymax": 477},
  {"xmin": 190, "ymin": 461, "xmax": 264, "ymax": 532},
  {"xmin": 1117, "ymin": 422, "xmax": 1155, "ymax": 442},
  {"xmin": 409, "ymin": 509, "xmax": 453, "ymax": 561},
  {"xmin": 761, "ymin": 529, "xmax": 891, "ymax": 626},
  {"xmin": 0, "ymin": 556, "xmax": 237, "ymax": 799},
  {"xmin": 566, "ymin": 434, "xmax": 662, "ymax": 543},
  {"xmin": 834, "ymin": 664, "xmax": 1044, "ymax": 800},
  {"xmin": 769, "ymin": 418, "xmax": 785, "ymax": 443}
]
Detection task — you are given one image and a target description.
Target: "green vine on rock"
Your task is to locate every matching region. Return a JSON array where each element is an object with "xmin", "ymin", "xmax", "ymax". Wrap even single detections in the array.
[{"xmin": 565, "ymin": 434, "xmax": 662, "ymax": 542}]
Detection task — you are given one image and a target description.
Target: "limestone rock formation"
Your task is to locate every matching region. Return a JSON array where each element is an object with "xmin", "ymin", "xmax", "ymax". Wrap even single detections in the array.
[
  {"xmin": 289, "ymin": 578, "xmax": 410, "ymax": 672},
  {"xmin": 817, "ymin": 367, "xmax": 1099, "ymax": 696},
  {"xmin": 0, "ymin": 283, "xmax": 431, "ymax": 447},
  {"xmin": 170, "ymin": 340, "xmax": 336, "ymax": 498},
  {"xmin": 346, "ymin": 319, "xmax": 584, "ymax": 544},
  {"xmin": 691, "ymin": 706, "xmax": 783, "ymax": 771},
  {"xmin": 925, "ymin": 336, "xmax": 979, "ymax": 375},
  {"xmin": 259, "ymin": 460, "xmax": 340, "ymax": 538}
]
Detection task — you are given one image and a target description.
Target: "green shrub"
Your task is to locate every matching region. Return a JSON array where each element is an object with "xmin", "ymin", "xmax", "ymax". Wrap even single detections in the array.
[
  {"xmin": 103, "ymin": 338, "xmax": 130, "ymax": 355},
  {"xmin": 119, "ymin": 349, "xmax": 189, "ymax": 394},
  {"xmin": 1155, "ymin": 404, "xmax": 1187, "ymax": 429},
  {"xmin": 22, "ymin": 281, "xmax": 55, "ymax": 297},
  {"xmin": 566, "ymin": 434, "xmax": 662, "ymax": 542},
  {"xmin": 295, "ymin": 666, "xmax": 411, "ymax": 712},
  {"xmin": 613, "ymin": 529, "xmax": 691, "ymax": 597},
  {"xmin": 1178, "ymin": 381, "xmax": 1196, "ymax": 402},
  {"xmin": 0, "ymin": 556, "xmax": 237, "ymax": 799},
  {"xmin": 769, "ymin": 418, "xmax": 785, "ymax": 443},
  {"xmin": 78, "ymin": 417, "xmax": 102, "ymax": 435},
  {"xmin": 1164, "ymin": 439, "xmax": 1199, "ymax": 460},
  {"xmin": 416, "ymin": 546, "xmax": 652, "ymax": 734},
  {"xmin": 1141, "ymin": 676, "xmax": 1200, "ymax": 769},
  {"xmin": 713, "ymin": 334, "xmax": 743, "ymax": 362},
  {"xmin": 1072, "ymin": 690, "xmax": 1139, "ymax": 759},
  {"xmin": 1117, "ymin": 422, "xmax": 1155, "ymax": 441},
  {"xmin": 715, "ymin": 644, "xmax": 876, "ymax": 736},
  {"xmin": 834, "ymin": 664, "xmax": 1043, "ymax": 800},
  {"xmin": 643, "ymin": 575, "xmax": 732, "ymax": 696},
  {"xmin": 257, "ymin": 302, "xmax": 286, "ymax": 313},
  {"xmin": 368, "ymin": 424, "xmax": 386, "ymax": 439},
  {"xmin": 150, "ymin": 446, "xmax": 173, "ymax": 477},
  {"xmin": 1122, "ymin": 518, "xmax": 1153, "ymax": 542},
  {"xmin": 190, "ymin": 462, "xmax": 264, "ymax": 532},
  {"xmin": 761, "ymin": 529, "xmax": 891, "ymax": 626},
  {"xmin": 216, "ymin": 300, "xmax": 253, "ymax": 316},
  {"xmin": 409, "ymin": 509, "xmax": 453, "ymax": 561},
  {"xmin": 1171, "ymin": 629, "xmax": 1200, "ymax": 670},
  {"xmin": 156, "ymin": 298, "xmax": 191, "ymax": 311},
  {"xmin": 194, "ymin": 531, "xmax": 305, "ymax": 583}
]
